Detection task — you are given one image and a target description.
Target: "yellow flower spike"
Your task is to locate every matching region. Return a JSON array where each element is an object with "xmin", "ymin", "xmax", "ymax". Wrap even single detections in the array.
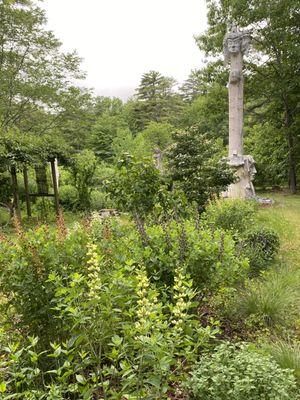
[{"xmin": 86, "ymin": 242, "xmax": 102, "ymax": 300}]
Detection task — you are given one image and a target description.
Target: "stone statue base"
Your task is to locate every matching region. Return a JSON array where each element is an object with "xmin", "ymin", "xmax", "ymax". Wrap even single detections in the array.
[{"xmin": 223, "ymin": 154, "xmax": 256, "ymax": 199}]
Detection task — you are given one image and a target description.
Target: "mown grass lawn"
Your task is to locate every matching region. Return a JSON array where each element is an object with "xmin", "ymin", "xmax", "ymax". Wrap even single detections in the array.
[{"xmin": 257, "ymin": 192, "xmax": 300, "ymax": 270}]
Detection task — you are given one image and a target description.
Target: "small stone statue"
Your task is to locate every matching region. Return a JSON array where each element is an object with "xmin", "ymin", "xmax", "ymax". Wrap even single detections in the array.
[
  {"xmin": 153, "ymin": 148, "xmax": 164, "ymax": 173},
  {"xmin": 223, "ymin": 24, "xmax": 255, "ymax": 199}
]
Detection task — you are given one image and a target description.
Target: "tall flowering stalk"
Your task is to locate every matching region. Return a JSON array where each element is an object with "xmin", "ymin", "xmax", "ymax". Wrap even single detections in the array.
[
  {"xmin": 56, "ymin": 208, "xmax": 67, "ymax": 241},
  {"xmin": 134, "ymin": 267, "xmax": 164, "ymax": 334},
  {"xmin": 170, "ymin": 266, "xmax": 195, "ymax": 338},
  {"xmin": 12, "ymin": 212, "xmax": 24, "ymax": 240},
  {"xmin": 128, "ymin": 267, "xmax": 170, "ymax": 398},
  {"xmin": 86, "ymin": 242, "xmax": 103, "ymax": 301}
]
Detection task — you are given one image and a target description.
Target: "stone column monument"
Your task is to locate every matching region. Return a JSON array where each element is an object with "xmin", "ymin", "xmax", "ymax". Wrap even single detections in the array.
[{"xmin": 223, "ymin": 24, "xmax": 256, "ymax": 199}]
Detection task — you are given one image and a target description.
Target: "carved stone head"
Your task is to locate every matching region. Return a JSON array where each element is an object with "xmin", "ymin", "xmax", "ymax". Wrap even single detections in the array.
[
  {"xmin": 223, "ymin": 24, "xmax": 252, "ymax": 63},
  {"xmin": 227, "ymin": 37, "xmax": 241, "ymax": 54}
]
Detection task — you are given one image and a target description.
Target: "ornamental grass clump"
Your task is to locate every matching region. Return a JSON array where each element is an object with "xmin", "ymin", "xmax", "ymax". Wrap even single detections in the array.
[
  {"xmin": 230, "ymin": 269, "xmax": 300, "ymax": 327},
  {"xmin": 263, "ymin": 340, "xmax": 300, "ymax": 384}
]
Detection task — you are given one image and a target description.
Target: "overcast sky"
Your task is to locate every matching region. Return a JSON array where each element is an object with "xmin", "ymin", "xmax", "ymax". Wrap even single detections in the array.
[{"xmin": 42, "ymin": 0, "xmax": 208, "ymax": 100}]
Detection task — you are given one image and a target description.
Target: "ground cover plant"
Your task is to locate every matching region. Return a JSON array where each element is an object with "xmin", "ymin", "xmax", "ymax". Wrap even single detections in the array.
[{"xmin": 187, "ymin": 342, "xmax": 298, "ymax": 400}]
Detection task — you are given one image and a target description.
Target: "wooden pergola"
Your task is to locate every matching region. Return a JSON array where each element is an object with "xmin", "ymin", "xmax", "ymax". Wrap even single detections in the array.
[
  {"xmin": 0, "ymin": 132, "xmax": 70, "ymax": 221},
  {"xmin": 10, "ymin": 159, "xmax": 60, "ymax": 219}
]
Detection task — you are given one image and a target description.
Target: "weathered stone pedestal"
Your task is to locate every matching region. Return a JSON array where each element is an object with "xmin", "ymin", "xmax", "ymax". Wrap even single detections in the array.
[{"xmin": 226, "ymin": 154, "xmax": 256, "ymax": 199}]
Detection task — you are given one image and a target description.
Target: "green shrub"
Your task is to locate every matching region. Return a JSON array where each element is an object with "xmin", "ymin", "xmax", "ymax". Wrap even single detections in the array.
[
  {"xmin": 0, "ymin": 170, "xmax": 12, "ymax": 207},
  {"xmin": 204, "ymin": 200, "xmax": 280, "ymax": 277},
  {"xmin": 187, "ymin": 342, "xmax": 298, "ymax": 399},
  {"xmin": 105, "ymin": 153, "xmax": 161, "ymax": 217},
  {"xmin": 90, "ymin": 189, "xmax": 114, "ymax": 211},
  {"xmin": 31, "ymin": 197, "xmax": 55, "ymax": 219},
  {"xmin": 0, "ymin": 224, "xmax": 90, "ymax": 345},
  {"xmin": 240, "ymin": 227, "xmax": 280, "ymax": 275},
  {"xmin": 203, "ymin": 198, "xmax": 256, "ymax": 234},
  {"xmin": 98, "ymin": 219, "xmax": 249, "ymax": 292},
  {"xmin": 167, "ymin": 128, "xmax": 234, "ymax": 209},
  {"xmin": 59, "ymin": 184, "xmax": 78, "ymax": 210},
  {"xmin": 152, "ymin": 186, "xmax": 193, "ymax": 222},
  {"xmin": 69, "ymin": 149, "xmax": 98, "ymax": 210}
]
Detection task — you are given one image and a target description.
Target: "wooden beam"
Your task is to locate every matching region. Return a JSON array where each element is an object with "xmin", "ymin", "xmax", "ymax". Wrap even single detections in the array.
[
  {"xmin": 29, "ymin": 193, "xmax": 55, "ymax": 197},
  {"xmin": 10, "ymin": 165, "xmax": 21, "ymax": 220},
  {"xmin": 50, "ymin": 159, "xmax": 60, "ymax": 216},
  {"xmin": 23, "ymin": 166, "xmax": 31, "ymax": 217}
]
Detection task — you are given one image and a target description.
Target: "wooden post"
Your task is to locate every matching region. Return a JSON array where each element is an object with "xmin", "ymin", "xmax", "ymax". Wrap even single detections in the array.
[
  {"xmin": 50, "ymin": 159, "xmax": 60, "ymax": 216},
  {"xmin": 10, "ymin": 165, "xmax": 21, "ymax": 220},
  {"xmin": 23, "ymin": 165, "xmax": 31, "ymax": 217}
]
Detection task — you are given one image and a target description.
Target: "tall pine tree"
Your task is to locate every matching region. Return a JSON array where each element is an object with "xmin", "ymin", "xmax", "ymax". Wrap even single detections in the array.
[{"xmin": 132, "ymin": 71, "xmax": 182, "ymax": 131}]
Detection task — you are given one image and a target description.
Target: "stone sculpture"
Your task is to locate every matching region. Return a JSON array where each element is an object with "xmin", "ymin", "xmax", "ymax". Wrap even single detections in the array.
[
  {"xmin": 223, "ymin": 24, "xmax": 256, "ymax": 199},
  {"xmin": 153, "ymin": 148, "xmax": 164, "ymax": 173}
]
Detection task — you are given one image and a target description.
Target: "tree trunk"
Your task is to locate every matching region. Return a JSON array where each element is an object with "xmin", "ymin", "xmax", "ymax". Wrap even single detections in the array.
[
  {"xmin": 50, "ymin": 159, "xmax": 60, "ymax": 216},
  {"xmin": 10, "ymin": 165, "xmax": 21, "ymax": 219},
  {"xmin": 285, "ymin": 108, "xmax": 297, "ymax": 193},
  {"xmin": 23, "ymin": 166, "xmax": 31, "ymax": 217},
  {"xmin": 287, "ymin": 133, "xmax": 297, "ymax": 194}
]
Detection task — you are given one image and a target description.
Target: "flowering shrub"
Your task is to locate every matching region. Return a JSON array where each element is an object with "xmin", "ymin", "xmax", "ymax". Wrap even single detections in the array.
[
  {"xmin": 103, "ymin": 219, "xmax": 249, "ymax": 292},
  {"xmin": 0, "ymin": 223, "xmax": 90, "ymax": 346},
  {"xmin": 0, "ymin": 218, "xmax": 220, "ymax": 398}
]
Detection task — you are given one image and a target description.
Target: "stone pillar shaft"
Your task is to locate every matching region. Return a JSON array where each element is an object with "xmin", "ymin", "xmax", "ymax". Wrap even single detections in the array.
[
  {"xmin": 229, "ymin": 52, "xmax": 244, "ymax": 157},
  {"xmin": 223, "ymin": 24, "xmax": 256, "ymax": 199}
]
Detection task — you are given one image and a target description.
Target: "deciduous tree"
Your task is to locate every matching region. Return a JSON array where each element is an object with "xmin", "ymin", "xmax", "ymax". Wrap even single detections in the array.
[
  {"xmin": 167, "ymin": 127, "xmax": 234, "ymax": 210},
  {"xmin": 196, "ymin": 0, "xmax": 300, "ymax": 192}
]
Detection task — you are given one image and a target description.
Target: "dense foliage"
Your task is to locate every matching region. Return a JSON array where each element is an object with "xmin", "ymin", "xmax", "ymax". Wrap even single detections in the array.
[
  {"xmin": 187, "ymin": 342, "xmax": 298, "ymax": 399},
  {"xmin": 0, "ymin": 197, "xmax": 299, "ymax": 397},
  {"xmin": 105, "ymin": 155, "xmax": 161, "ymax": 217},
  {"xmin": 239, "ymin": 227, "xmax": 280, "ymax": 276},
  {"xmin": 167, "ymin": 128, "xmax": 234, "ymax": 209},
  {"xmin": 0, "ymin": 216, "xmax": 223, "ymax": 398}
]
